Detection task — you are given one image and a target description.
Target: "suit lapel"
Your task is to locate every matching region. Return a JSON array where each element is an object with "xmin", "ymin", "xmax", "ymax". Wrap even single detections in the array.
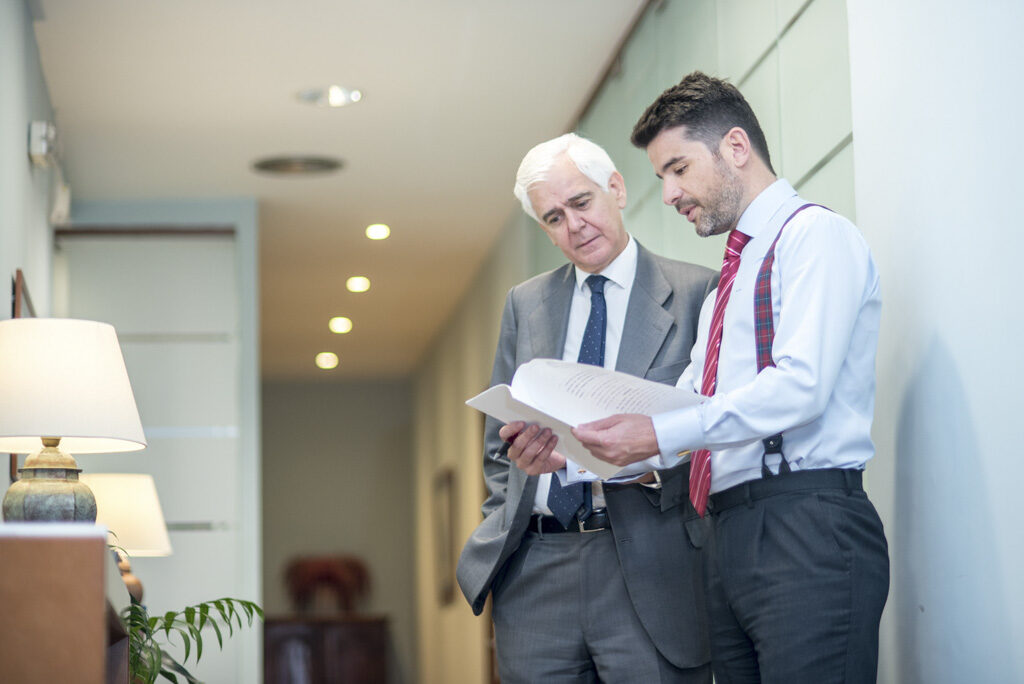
[
  {"xmin": 616, "ymin": 243, "xmax": 674, "ymax": 376},
  {"xmin": 518, "ymin": 267, "xmax": 570, "ymax": 531},
  {"xmin": 528, "ymin": 264, "xmax": 574, "ymax": 360}
]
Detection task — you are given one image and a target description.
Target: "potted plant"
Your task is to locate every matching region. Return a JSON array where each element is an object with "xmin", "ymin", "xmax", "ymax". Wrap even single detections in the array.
[{"xmin": 121, "ymin": 596, "xmax": 263, "ymax": 684}]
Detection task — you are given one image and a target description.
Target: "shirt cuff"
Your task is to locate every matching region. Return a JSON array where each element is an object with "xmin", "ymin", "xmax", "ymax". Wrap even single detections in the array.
[
  {"xmin": 601, "ymin": 455, "xmax": 663, "ymax": 482},
  {"xmin": 652, "ymin": 406, "xmax": 704, "ymax": 462},
  {"xmin": 563, "ymin": 459, "xmax": 598, "ymax": 484},
  {"xmin": 565, "ymin": 456, "xmax": 662, "ymax": 483}
]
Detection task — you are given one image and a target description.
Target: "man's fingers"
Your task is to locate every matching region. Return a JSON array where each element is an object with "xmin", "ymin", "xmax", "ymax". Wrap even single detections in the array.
[
  {"xmin": 501, "ymin": 422, "xmax": 566, "ymax": 474},
  {"xmin": 507, "ymin": 424, "xmax": 539, "ymax": 462},
  {"xmin": 574, "ymin": 414, "xmax": 659, "ymax": 466},
  {"xmin": 510, "ymin": 425, "xmax": 553, "ymax": 467},
  {"xmin": 521, "ymin": 428, "xmax": 554, "ymax": 462},
  {"xmin": 571, "ymin": 425, "xmax": 604, "ymax": 448},
  {"xmin": 499, "ymin": 421, "xmax": 526, "ymax": 442},
  {"xmin": 522, "ymin": 433, "xmax": 560, "ymax": 475}
]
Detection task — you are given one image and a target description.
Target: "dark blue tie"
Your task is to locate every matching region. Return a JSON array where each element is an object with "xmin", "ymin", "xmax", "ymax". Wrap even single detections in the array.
[{"xmin": 546, "ymin": 274, "xmax": 607, "ymax": 528}]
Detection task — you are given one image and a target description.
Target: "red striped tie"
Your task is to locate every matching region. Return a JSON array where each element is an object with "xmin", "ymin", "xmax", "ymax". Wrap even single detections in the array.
[{"xmin": 690, "ymin": 229, "xmax": 751, "ymax": 516}]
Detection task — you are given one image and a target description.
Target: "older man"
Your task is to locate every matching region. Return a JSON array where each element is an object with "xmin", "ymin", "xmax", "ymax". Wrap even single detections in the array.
[
  {"xmin": 456, "ymin": 133, "xmax": 717, "ymax": 683},
  {"xmin": 574, "ymin": 72, "xmax": 890, "ymax": 683}
]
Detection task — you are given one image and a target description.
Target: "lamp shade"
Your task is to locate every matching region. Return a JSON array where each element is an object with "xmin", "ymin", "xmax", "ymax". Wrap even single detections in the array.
[
  {"xmin": 0, "ymin": 318, "xmax": 146, "ymax": 454},
  {"xmin": 79, "ymin": 473, "xmax": 172, "ymax": 556}
]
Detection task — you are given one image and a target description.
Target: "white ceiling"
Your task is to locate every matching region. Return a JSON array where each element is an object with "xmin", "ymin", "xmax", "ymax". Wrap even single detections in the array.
[{"xmin": 33, "ymin": 0, "xmax": 646, "ymax": 380}]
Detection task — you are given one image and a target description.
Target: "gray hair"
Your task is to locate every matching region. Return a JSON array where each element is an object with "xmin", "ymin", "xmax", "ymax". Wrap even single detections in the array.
[{"xmin": 513, "ymin": 133, "xmax": 618, "ymax": 222}]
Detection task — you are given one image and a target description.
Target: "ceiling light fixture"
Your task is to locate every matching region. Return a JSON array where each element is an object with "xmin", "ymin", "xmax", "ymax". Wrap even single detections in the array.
[
  {"xmin": 296, "ymin": 85, "xmax": 363, "ymax": 108},
  {"xmin": 365, "ymin": 224, "xmax": 390, "ymax": 240},
  {"xmin": 346, "ymin": 277, "xmax": 370, "ymax": 293},
  {"xmin": 315, "ymin": 352, "xmax": 339, "ymax": 370},
  {"xmin": 329, "ymin": 317, "xmax": 353, "ymax": 334},
  {"xmin": 252, "ymin": 156, "xmax": 343, "ymax": 175}
]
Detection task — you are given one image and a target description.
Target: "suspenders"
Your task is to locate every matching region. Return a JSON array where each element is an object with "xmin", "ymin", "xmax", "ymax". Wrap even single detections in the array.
[{"xmin": 753, "ymin": 203, "xmax": 829, "ymax": 479}]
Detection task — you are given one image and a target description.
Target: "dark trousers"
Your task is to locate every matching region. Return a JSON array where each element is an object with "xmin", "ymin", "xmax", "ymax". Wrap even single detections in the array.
[{"xmin": 706, "ymin": 474, "xmax": 889, "ymax": 683}]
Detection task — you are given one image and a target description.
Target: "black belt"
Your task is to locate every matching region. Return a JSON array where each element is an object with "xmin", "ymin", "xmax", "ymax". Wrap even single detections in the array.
[
  {"xmin": 709, "ymin": 468, "xmax": 862, "ymax": 514},
  {"xmin": 530, "ymin": 508, "xmax": 611, "ymax": 533}
]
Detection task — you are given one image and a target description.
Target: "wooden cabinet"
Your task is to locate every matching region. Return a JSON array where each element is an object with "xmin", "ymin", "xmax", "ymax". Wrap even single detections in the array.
[
  {"xmin": 0, "ymin": 525, "xmax": 115, "ymax": 683},
  {"xmin": 264, "ymin": 616, "xmax": 389, "ymax": 684}
]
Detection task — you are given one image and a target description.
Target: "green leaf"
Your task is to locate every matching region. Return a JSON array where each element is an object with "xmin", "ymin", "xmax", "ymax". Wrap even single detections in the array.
[
  {"xmin": 198, "ymin": 603, "xmax": 209, "ymax": 630},
  {"xmin": 208, "ymin": 614, "xmax": 224, "ymax": 649},
  {"xmin": 193, "ymin": 625, "xmax": 204, "ymax": 661},
  {"xmin": 148, "ymin": 641, "xmax": 164, "ymax": 683},
  {"xmin": 213, "ymin": 600, "xmax": 233, "ymax": 636},
  {"xmin": 163, "ymin": 611, "xmax": 177, "ymax": 638},
  {"xmin": 178, "ymin": 627, "xmax": 191, "ymax": 662},
  {"xmin": 158, "ymin": 670, "xmax": 179, "ymax": 683},
  {"xmin": 184, "ymin": 606, "xmax": 196, "ymax": 626}
]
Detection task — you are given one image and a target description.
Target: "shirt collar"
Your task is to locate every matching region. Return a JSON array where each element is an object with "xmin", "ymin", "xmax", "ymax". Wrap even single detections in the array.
[
  {"xmin": 735, "ymin": 178, "xmax": 797, "ymax": 239},
  {"xmin": 574, "ymin": 234, "xmax": 636, "ymax": 292}
]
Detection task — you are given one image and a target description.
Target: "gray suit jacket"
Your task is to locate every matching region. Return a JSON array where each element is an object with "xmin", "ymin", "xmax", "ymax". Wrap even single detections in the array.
[{"xmin": 456, "ymin": 242, "xmax": 718, "ymax": 669}]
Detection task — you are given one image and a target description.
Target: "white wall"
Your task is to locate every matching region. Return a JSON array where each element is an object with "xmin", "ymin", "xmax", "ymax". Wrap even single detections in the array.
[
  {"xmin": 847, "ymin": 1, "xmax": 1024, "ymax": 681},
  {"xmin": 0, "ymin": 0, "xmax": 57, "ymax": 315}
]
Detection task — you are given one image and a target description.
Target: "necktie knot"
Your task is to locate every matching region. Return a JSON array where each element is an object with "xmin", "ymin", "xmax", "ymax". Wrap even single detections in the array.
[
  {"xmin": 585, "ymin": 274, "xmax": 607, "ymax": 295},
  {"xmin": 724, "ymin": 230, "xmax": 751, "ymax": 263}
]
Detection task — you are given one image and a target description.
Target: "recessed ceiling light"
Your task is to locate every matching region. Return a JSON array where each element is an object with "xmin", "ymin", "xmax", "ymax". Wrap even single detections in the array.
[
  {"xmin": 296, "ymin": 85, "xmax": 363, "ymax": 108},
  {"xmin": 252, "ymin": 156, "xmax": 342, "ymax": 175},
  {"xmin": 315, "ymin": 352, "xmax": 339, "ymax": 370},
  {"xmin": 346, "ymin": 276, "xmax": 370, "ymax": 293},
  {"xmin": 365, "ymin": 224, "xmax": 390, "ymax": 240},
  {"xmin": 329, "ymin": 316, "xmax": 353, "ymax": 334}
]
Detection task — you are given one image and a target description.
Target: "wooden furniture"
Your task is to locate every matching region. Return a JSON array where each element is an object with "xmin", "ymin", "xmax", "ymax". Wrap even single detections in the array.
[
  {"xmin": 0, "ymin": 525, "xmax": 117, "ymax": 683},
  {"xmin": 264, "ymin": 615, "xmax": 389, "ymax": 684}
]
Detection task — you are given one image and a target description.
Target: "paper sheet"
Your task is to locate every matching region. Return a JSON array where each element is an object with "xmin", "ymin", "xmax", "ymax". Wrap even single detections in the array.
[{"xmin": 466, "ymin": 359, "xmax": 703, "ymax": 479}]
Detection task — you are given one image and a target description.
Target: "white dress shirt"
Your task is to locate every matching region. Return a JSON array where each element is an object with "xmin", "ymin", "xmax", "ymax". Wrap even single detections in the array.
[
  {"xmin": 533, "ymin": 236, "xmax": 639, "ymax": 514},
  {"xmin": 652, "ymin": 179, "xmax": 881, "ymax": 494}
]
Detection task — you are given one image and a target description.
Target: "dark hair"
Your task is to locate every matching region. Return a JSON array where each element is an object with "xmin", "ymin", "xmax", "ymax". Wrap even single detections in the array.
[{"xmin": 631, "ymin": 71, "xmax": 775, "ymax": 174}]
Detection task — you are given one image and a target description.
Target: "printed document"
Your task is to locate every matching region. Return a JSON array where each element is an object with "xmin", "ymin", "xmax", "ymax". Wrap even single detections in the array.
[{"xmin": 466, "ymin": 359, "xmax": 703, "ymax": 479}]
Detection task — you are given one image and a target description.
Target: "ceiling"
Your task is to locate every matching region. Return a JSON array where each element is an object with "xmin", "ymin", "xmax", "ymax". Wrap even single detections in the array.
[{"xmin": 32, "ymin": 0, "xmax": 647, "ymax": 381}]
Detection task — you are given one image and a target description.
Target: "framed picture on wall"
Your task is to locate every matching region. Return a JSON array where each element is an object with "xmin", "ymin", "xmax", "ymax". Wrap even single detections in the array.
[
  {"xmin": 433, "ymin": 467, "xmax": 457, "ymax": 606},
  {"xmin": 9, "ymin": 269, "xmax": 36, "ymax": 484}
]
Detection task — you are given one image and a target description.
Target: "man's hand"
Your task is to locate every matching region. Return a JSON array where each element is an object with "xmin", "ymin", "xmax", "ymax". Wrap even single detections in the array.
[
  {"xmin": 572, "ymin": 414, "xmax": 659, "ymax": 467},
  {"xmin": 499, "ymin": 421, "xmax": 567, "ymax": 475}
]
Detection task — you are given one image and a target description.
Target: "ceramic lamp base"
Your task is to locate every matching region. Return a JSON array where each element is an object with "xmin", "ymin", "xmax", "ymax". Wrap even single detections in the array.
[{"xmin": 1, "ymin": 440, "xmax": 97, "ymax": 522}]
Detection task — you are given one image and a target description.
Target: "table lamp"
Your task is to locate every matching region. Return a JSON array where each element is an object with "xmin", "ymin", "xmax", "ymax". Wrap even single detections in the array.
[
  {"xmin": 0, "ymin": 318, "xmax": 146, "ymax": 522},
  {"xmin": 79, "ymin": 473, "xmax": 171, "ymax": 601}
]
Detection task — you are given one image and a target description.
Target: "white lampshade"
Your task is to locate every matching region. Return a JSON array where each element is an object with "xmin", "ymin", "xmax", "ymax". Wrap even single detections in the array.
[
  {"xmin": 79, "ymin": 473, "xmax": 172, "ymax": 556},
  {"xmin": 0, "ymin": 318, "xmax": 146, "ymax": 454}
]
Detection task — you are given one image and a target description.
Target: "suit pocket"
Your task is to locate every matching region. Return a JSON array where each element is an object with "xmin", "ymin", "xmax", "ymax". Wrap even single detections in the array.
[
  {"xmin": 645, "ymin": 360, "xmax": 689, "ymax": 385},
  {"xmin": 684, "ymin": 515, "xmax": 710, "ymax": 549}
]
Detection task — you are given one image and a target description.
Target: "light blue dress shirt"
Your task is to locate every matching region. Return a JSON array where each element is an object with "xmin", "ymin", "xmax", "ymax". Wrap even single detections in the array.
[{"xmin": 652, "ymin": 179, "xmax": 882, "ymax": 494}]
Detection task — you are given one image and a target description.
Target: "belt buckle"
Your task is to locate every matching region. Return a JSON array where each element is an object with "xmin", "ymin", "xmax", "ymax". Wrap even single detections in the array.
[{"xmin": 577, "ymin": 514, "xmax": 605, "ymax": 533}]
